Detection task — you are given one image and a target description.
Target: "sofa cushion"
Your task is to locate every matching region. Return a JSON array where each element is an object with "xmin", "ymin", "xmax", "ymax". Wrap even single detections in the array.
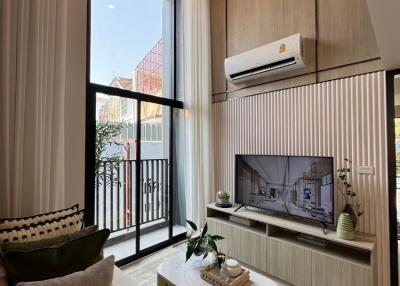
[
  {"xmin": 0, "ymin": 261, "xmax": 6, "ymax": 286},
  {"xmin": 112, "ymin": 267, "xmax": 138, "ymax": 286},
  {"xmin": 0, "ymin": 205, "xmax": 79, "ymax": 230},
  {"xmin": 1, "ymin": 229, "xmax": 110, "ymax": 286},
  {"xmin": 0, "ymin": 211, "xmax": 84, "ymax": 243},
  {"xmin": 15, "ymin": 255, "xmax": 115, "ymax": 286},
  {"xmin": 0, "ymin": 225, "xmax": 97, "ymax": 254}
]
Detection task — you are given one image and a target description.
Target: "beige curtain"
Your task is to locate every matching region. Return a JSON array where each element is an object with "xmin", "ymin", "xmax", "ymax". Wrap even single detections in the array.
[
  {"xmin": 0, "ymin": 0, "xmax": 86, "ymax": 217},
  {"xmin": 182, "ymin": 0, "xmax": 214, "ymax": 225}
]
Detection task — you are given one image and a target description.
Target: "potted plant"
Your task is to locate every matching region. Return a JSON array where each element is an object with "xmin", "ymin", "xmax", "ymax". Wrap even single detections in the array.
[
  {"xmin": 336, "ymin": 158, "xmax": 364, "ymax": 239},
  {"xmin": 185, "ymin": 220, "xmax": 224, "ymax": 262}
]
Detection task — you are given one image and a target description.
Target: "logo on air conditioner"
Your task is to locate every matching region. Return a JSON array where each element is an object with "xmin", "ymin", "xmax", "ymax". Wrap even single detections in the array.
[{"xmin": 279, "ymin": 44, "xmax": 286, "ymax": 53}]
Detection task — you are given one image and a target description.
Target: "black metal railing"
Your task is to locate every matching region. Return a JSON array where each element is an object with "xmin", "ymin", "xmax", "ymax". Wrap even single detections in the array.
[{"xmin": 95, "ymin": 159, "xmax": 169, "ymax": 233}]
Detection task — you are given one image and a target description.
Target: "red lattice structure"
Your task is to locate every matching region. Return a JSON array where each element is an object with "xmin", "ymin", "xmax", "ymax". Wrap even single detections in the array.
[{"xmin": 134, "ymin": 39, "xmax": 163, "ymax": 96}]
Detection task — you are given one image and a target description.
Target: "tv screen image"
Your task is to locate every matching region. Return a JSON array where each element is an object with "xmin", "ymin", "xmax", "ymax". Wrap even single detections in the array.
[{"xmin": 235, "ymin": 155, "xmax": 334, "ymax": 224}]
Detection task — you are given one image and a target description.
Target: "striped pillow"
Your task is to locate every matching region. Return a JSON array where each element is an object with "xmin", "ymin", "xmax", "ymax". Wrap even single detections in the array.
[
  {"xmin": 0, "ymin": 210, "xmax": 84, "ymax": 243},
  {"xmin": 0, "ymin": 204, "xmax": 79, "ymax": 230}
]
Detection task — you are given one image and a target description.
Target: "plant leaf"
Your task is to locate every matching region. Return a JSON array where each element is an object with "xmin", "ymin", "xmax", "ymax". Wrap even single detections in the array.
[
  {"xmin": 186, "ymin": 246, "xmax": 195, "ymax": 262},
  {"xmin": 209, "ymin": 239, "xmax": 218, "ymax": 253},
  {"xmin": 201, "ymin": 223, "xmax": 208, "ymax": 237},
  {"xmin": 186, "ymin": 220, "xmax": 197, "ymax": 231},
  {"xmin": 212, "ymin": 235, "xmax": 224, "ymax": 241}
]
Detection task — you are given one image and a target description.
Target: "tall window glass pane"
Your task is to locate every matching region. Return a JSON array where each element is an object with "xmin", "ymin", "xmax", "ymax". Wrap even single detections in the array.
[
  {"xmin": 89, "ymin": 0, "xmax": 184, "ymax": 264},
  {"xmin": 139, "ymin": 102, "xmax": 170, "ymax": 250},
  {"xmin": 90, "ymin": 0, "xmax": 174, "ymax": 98},
  {"xmin": 395, "ymin": 75, "xmax": 400, "ymax": 235},
  {"xmin": 95, "ymin": 93, "xmax": 138, "ymax": 261}
]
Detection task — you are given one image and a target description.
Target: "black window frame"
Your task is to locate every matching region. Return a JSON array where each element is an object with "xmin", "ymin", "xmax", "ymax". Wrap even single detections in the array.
[
  {"xmin": 387, "ymin": 69, "xmax": 400, "ymax": 286},
  {"xmin": 85, "ymin": 0, "xmax": 185, "ymax": 266}
]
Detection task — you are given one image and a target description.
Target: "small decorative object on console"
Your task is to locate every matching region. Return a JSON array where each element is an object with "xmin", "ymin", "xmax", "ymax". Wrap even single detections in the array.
[
  {"xmin": 336, "ymin": 158, "xmax": 363, "ymax": 240},
  {"xmin": 336, "ymin": 212, "xmax": 355, "ymax": 240},
  {"xmin": 219, "ymin": 262, "xmax": 229, "ymax": 281},
  {"xmin": 225, "ymin": 259, "xmax": 242, "ymax": 278},
  {"xmin": 216, "ymin": 191, "xmax": 232, "ymax": 208}
]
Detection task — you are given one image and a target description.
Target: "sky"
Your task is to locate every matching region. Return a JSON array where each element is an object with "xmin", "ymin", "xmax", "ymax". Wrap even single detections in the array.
[{"xmin": 91, "ymin": 0, "xmax": 163, "ymax": 85}]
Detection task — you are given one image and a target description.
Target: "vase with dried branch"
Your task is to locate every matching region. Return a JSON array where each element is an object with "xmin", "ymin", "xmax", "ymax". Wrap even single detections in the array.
[{"xmin": 336, "ymin": 158, "xmax": 364, "ymax": 228}]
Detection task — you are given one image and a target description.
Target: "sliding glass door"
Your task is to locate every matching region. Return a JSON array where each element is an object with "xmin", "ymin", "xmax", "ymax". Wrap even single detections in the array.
[{"xmin": 86, "ymin": 0, "xmax": 186, "ymax": 265}]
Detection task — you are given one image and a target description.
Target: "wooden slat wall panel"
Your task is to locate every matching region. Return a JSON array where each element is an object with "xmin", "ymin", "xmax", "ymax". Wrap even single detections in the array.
[
  {"xmin": 317, "ymin": 0, "xmax": 380, "ymax": 70},
  {"xmin": 212, "ymin": 71, "xmax": 389, "ymax": 286}
]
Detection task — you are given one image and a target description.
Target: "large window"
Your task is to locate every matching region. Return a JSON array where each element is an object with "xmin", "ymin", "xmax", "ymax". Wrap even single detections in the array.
[
  {"xmin": 395, "ymin": 74, "xmax": 400, "ymax": 238},
  {"xmin": 86, "ymin": 0, "xmax": 186, "ymax": 265}
]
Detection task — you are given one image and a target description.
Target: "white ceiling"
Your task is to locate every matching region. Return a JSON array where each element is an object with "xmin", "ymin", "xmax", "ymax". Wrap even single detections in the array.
[{"xmin": 366, "ymin": 0, "xmax": 400, "ymax": 70}]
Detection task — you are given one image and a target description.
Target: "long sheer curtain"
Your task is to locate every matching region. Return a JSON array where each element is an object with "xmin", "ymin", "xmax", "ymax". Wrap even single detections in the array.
[
  {"xmin": 0, "ymin": 0, "xmax": 86, "ymax": 217},
  {"xmin": 182, "ymin": 0, "xmax": 214, "ymax": 225}
]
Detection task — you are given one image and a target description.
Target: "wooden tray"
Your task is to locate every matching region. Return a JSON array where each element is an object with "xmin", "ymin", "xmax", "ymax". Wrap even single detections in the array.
[{"xmin": 200, "ymin": 266, "xmax": 250, "ymax": 286}]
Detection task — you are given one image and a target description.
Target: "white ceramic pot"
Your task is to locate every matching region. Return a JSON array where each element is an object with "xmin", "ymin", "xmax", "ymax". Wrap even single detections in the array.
[{"xmin": 226, "ymin": 259, "xmax": 241, "ymax": 277}]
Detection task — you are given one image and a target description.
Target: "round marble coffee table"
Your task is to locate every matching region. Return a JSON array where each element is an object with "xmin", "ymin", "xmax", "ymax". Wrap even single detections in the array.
[{"xmin": 156, "ymin": 252, "xmax": 287, "ymax": 286}]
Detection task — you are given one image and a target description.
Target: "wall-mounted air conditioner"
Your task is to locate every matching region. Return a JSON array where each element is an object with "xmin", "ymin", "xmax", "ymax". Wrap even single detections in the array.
[{"xmin": 224, "ymin": 33, "xmax": 306, "ymax": 83}]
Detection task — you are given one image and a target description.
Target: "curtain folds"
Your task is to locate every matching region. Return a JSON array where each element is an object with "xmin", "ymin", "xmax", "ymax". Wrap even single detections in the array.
[
  {"xmin": 0, "ymin": 0, "xmax": 73, "ymax": 217},
  {"xmin": 182, "ymin": 0, "xmax": 214, "ymax": 225}
]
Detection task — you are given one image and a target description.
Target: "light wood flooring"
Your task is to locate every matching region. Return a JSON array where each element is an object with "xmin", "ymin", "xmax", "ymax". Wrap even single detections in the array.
[{"xmin": 121, "ymin": 242, "xmax": 186, "ymax": 286}]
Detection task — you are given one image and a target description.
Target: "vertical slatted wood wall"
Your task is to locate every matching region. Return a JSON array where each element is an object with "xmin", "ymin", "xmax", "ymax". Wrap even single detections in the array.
[{"xmin": 213, "ymin": 71, "xmax": 389, "ymax": 285}]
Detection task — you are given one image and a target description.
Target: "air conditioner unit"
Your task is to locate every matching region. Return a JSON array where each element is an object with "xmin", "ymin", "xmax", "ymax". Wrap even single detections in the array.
[{"xmin": 224, "ymin": 33, "xmax": 306, "ymax": 83}]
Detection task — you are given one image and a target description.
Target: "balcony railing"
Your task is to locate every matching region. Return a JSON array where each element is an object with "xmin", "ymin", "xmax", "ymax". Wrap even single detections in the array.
[{"xmin": 95, "ymin": 159, "xmax": 169, "ymax": 233}]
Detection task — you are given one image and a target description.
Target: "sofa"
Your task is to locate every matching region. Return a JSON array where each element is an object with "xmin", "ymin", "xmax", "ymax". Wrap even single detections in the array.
[
  {"xmin": 0, "ymin": 205, "xmax": 137, "ymax": 286},
  {"xmin": 0, "ymin": 263, "xmax": 136, "ymax": 286}
]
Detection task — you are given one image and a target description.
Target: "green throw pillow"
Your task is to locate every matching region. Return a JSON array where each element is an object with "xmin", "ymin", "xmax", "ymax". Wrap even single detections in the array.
[{"xmin": 1, "ymin": 228, "xmax": 110, "ymax": 286}]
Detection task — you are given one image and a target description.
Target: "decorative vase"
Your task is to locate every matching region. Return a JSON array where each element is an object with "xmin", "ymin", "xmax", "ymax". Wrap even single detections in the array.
[
  {"xmin": 216, "ymin": 190, "xmax": 232, "ymax": 208},
  {"xmin": 343, "ymin": 203, "xmax": 357, "ymax": 228},
  {"xmin": 216, "ymin": 253, "xmax": 226, "ymax": 269},
  {"xmin": 336, "ymin": 212, "xmax": 355, "ymax": 240}
]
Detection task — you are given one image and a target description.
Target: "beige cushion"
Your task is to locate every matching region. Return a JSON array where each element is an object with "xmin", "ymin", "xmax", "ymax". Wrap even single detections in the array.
[
  {"xmin": 15, "ymin": 256, "xmax": 114, "ymax": 286},
  {"xmin": 112, "ymin": 267, "xmax": 138, "ymax": 286},
  {"xmin": 0, "ymin": 265, "xmax": 135, "ymax": 286}
]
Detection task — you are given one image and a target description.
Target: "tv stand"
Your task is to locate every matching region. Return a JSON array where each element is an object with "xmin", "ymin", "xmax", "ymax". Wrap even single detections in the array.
[{"xmin": 207, "ymin": 203, "xmax": 375, "ymax": 286}]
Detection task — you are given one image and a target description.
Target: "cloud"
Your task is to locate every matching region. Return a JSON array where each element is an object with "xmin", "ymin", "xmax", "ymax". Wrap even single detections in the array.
[{"xmin": 108, "ymin": 4, "xmax": 115, "ymax": 9}]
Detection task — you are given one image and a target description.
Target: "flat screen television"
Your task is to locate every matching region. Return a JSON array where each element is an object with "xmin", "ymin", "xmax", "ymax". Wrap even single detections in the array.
[{"xmin": 235, "ymin": 155, "xmax": 334, "ymax": 224}]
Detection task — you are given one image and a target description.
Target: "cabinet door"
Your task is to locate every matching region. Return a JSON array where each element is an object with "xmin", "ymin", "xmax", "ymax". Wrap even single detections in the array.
[
  {"xmin": 267, "ymin": 238, "xmax": 312, "ymax": 286},
  {"xmin": 207, "ymin": 218, "xmax": 237, "ymax": 257},
  {"xmin": 311, "ymin": 252, "xmax": 372, "ymax": 286},
  {"xmin": 207, "ymin": 218, "xmax": 267, "ymax": 272},
  {"xmin": 238, "ymin": 228, "xmax": 267, "ymax": 272}
]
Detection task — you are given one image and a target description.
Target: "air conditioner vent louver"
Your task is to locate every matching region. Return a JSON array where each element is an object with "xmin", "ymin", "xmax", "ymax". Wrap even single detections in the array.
[{"xmin": 229, "ymin": 57, "xmax": 296, "ymax": 80}]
